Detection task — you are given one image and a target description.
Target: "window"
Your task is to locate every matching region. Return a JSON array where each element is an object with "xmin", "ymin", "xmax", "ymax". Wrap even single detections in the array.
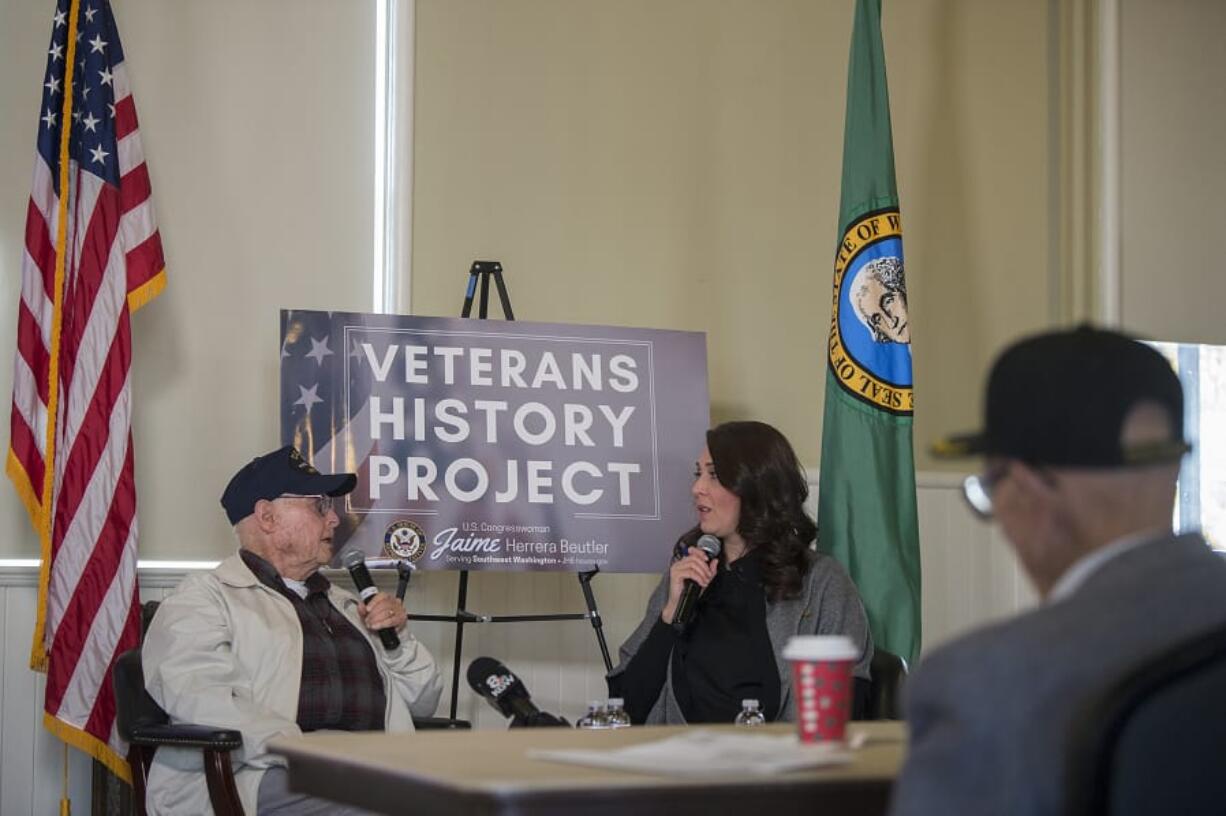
[{"xmin": 1152, "ymin": 342, "xmax": 1226, "ymax": 550}]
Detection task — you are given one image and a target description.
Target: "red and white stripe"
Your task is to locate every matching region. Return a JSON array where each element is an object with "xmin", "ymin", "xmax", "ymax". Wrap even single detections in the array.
[{"xmin": 9, "ymin": 49, "xmax": 164, "ymax": 769}]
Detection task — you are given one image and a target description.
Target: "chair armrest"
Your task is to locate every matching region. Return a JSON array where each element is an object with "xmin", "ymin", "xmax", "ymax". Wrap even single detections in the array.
[
  {"xmin": 412, "ymin": 716, "xmax": 472, "ymax": 730},
  {"xmin": 129, "ymin": 723, "xmax": 244, "ymax": 751}
]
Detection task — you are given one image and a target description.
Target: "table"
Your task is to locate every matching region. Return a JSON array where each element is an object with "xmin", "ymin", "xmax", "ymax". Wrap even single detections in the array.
[{"xmin": 269, "ymin": 721, "xmax": 906, "ymax": 816}]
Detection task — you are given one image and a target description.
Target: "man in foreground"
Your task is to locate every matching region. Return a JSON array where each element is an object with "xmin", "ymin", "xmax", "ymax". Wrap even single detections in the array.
[
  {"xmin": 143, "ymin": 446, "xmax": 442, "ymax": 815},
  {"xmin": 890, "ymin": 326, "xmax": 1226, "ymax": 815}
]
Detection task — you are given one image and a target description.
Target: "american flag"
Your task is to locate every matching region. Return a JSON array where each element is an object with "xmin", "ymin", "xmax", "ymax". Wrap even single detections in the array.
[
  {"xmin": 8, "ymin": 0, "xmax": 165, "ymax": 778},
  {"xmin": 280, "ymin": 310, "xmax": 378, "ymax": 548}
]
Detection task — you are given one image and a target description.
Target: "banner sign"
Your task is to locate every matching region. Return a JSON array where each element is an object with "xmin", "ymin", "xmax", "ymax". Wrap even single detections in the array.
[{"xmin": 280, "ymin": 311, "xmax": 709, "ymax": 573}]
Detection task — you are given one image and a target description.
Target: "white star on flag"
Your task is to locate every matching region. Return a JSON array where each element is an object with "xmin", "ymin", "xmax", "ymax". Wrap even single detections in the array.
[
  {"xmin": 98, "ymin": 67, "xmax": 113, "ymax": 86},
  {"xmin": 53, "ymin": 9, "xmax": 66, "ymax": 27},
  {"xmin": 294, "ymin": 384, "xmax": 324, "ymax": 412},
  {"xmin": 45, "ymin": 75, "xmax": 61, "ymax": 95},
  {"xmin": 89, "ymin": 34, "xmax": 107, "ymax": 53},
  {"xmin": 49, "ymin": 43, "xmax": 64, "ymax": 62},
  {"xmin": 42, "ymin": 109, "xmax": 57, "ymax": 128},
  {"xmin": 81, "ymin": 112, "xmax": 100, "ymax": 133},
  {"xmin": 89, "ymin": 144, "xmax": 109, "ymax": 165},
  {"xmin": 84, "ymin": 5, "xmax": 97, "ymax": 22},
  {"xmin": 305, "ymin": 336, "xmax": 334, "ymax": 365}
]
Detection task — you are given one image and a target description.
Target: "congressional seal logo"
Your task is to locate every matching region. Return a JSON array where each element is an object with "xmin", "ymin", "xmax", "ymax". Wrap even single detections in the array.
[
  {"xmin": 827, "ymin": 208, "xmax": 913, "ymax": 414},
  {"xmin": 383, "ymin": 520, "xmax": 426, "ymax": 562}
]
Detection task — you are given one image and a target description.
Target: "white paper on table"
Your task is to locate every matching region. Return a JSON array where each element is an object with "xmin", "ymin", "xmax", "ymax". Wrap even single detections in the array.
[{"xmin": 527, "ymin": 729, "xmax": 854, "ymax": 777}]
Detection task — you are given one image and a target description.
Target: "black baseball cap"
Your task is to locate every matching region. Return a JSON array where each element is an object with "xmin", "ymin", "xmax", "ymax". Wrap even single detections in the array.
[
  {"xmin": 220, "ymin": 446, "xmax": 357, "ymax": 524},
  {"xmin": 932, "ymin": 326, "xmax": 1191, "ymax": 468}
]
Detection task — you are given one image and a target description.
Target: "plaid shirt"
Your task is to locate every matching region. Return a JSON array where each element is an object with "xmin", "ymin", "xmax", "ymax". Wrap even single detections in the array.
[{"xmin": 241, "ymin": 551, "xmax": 387, "ymax": 732}]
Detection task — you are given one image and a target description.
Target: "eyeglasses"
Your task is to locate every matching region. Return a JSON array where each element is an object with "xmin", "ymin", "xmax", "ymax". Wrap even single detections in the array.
[
  {"xmin": 961, "ymin": 465, "xmax": 1008, "ymax": 520},
  {"xmin": 279, "ymin": 494, "xmax": 334, "ymax": 517},
  {"xmin": 962, "ymin": 440, "xmax": 1191, "ymax": 521},
  {"xmin": 962, "ymin": 474, "xmax": 995, "ymax": 520}
]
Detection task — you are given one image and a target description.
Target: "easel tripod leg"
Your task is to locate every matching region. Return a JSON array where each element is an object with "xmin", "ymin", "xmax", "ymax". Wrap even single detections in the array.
[
  {"xmin": 492, "ymin": 268, "xmax": 515, "ymax": 320},
  {"xmin": 449, "ymin": 570, "xmax": 470, "ymax": 721},
  {"xmin": 460, "ymin": 270, "xmax": 479, "ymax": 317},
  {"xmin": 578, "ymin": 569, "xmax": 613, "ymax": 674}
]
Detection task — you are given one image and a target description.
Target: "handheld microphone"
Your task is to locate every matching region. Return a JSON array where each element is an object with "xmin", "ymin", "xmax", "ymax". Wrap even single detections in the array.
[
  {"xmin": 341, "ymin": 548, "xmax": 401, "ymax": 650},
  {"xmin": 466, "ymin": 657, "xmax": 569, "ymax": 728},
  {"xmin": 672, "ymin": 534, "xmax": 722, "ymax": 630}
]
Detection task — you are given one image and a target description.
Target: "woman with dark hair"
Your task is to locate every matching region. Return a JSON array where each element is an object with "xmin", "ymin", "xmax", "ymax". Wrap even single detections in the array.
[{"xmin": 607, "ymin": 420, "xmax": 873, "ymax": 724}]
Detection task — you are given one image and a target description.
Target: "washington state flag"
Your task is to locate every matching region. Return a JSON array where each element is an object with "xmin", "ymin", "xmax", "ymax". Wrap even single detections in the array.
[{"xmin": 818, "ymin": 0, "xmax": 921, "ymax": 665}]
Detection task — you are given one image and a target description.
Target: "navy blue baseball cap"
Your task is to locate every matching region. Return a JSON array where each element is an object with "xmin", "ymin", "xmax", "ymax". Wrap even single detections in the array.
[{"xmin": 220, "ymin": 446, "xmax": 357, "ymax": 524}]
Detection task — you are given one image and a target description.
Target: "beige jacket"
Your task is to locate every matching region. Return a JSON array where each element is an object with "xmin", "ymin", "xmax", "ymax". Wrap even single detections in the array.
[{"xmin": 142, "ymin": 552, "xmax": 443, "ymax": 815}]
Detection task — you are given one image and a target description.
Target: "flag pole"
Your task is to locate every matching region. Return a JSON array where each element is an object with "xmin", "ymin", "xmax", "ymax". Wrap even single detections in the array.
[{"xmin": 60, "ymin": 742, "xmax": 71, "ymax": 816}]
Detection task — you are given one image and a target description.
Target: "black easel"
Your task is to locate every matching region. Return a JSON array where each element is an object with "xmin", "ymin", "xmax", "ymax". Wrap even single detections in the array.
[{"xmin": 405, "ymin": 260, "xmax": 614, "ymax": 721}]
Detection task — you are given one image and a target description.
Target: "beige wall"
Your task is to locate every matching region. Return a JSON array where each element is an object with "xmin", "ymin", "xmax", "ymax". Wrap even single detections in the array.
[
  {"xmin": 0, "ymin": 0, "xmax": 375, "ymax": 557},
  {"xmin": 1120, "ymin": 0, "xmax": 1226, "ymax": 343},
  {"xmin": 412, "ymin": 0, "xmax": 1056, "ymax": 480},
  {"xmin": 3, "ymin": 0, "xmax": 1177, "ymax": 560}
]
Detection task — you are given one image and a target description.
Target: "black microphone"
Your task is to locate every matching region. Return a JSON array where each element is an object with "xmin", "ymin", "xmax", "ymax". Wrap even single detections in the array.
[
  {"xmin": 341, "ymin": 548, "xmax": 401, "ymax": 650},
  {"xmin": 672, "ymin": 534, "xmax": 722, "ymax": 630},
  {"xmin": 466, "ymin": 657, "xmax": 569, "ymax": 728}
]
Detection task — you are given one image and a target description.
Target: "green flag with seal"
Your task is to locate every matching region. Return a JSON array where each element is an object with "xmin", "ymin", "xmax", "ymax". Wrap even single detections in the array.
[{"xmin": 818, "ymin": 0, "xmax": 920, "ymax": 665}]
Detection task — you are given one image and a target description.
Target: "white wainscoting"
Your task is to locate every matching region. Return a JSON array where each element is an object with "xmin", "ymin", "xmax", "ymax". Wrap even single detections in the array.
[
  {"xmin": 0, "ymin": 568, "xmax": 184, "ymax": 815},
  {"xmin": 0, "ymin": 471, "xmax": 1035, "ymax": 814}
]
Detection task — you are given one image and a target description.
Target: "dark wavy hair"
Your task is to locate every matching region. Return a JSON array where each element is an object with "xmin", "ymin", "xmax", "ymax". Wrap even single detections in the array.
[{"xmin": 677, "ymin": 420, "xmax": 816, "ymax": 601}]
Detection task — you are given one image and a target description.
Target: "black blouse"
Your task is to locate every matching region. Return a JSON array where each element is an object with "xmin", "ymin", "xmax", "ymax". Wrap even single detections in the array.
[{"xmin": 612, "ymin": 548, "xmax": 781, "ymax": 724}]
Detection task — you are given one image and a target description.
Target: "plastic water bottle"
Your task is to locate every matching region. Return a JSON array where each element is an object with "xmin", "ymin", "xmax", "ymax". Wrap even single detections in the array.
[
  {"xmin": 605, "ymin": 698, "xmax": 632, "ymax": 729},
  {"xmin": 734, "ymin": 699, "xmax": 766, "ymax": 726},
  {"xmin": 577, "ymin": 700, "xmax": 610, "ymax": 729}
]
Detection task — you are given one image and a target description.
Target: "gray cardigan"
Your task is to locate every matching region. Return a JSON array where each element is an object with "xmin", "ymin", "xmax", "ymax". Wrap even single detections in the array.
[{"xmin": 608, "ymin": 549, "xmax": 874, "ymax": 723}]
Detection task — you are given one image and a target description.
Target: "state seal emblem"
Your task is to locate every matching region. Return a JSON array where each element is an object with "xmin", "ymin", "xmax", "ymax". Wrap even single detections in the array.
[
  {"xmin": 827, "ymin": 207, "xmax": 913, "ymax": 414},
  {"xmin": 383, "ymin": 520, "xmax": 426, "ymax": 562}
]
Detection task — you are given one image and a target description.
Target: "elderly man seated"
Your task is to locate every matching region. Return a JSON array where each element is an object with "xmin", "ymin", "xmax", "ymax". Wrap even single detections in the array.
[
  {"xmin": 142, "ymin": 446, "xmax": 443, "ymax": 815},
  {"xmin": 889, "ymin": 327, "xmax": 1226, "ymax": 816}
]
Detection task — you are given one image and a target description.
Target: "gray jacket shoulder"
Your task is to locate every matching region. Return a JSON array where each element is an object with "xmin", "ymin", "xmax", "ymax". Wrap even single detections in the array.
[{"xmin": 892, "ymin": 532, "xmax": 1226, "ymax": 816}]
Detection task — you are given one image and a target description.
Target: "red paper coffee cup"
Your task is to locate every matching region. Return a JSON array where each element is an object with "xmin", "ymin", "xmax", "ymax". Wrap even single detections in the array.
[{"xmin": 783, "ymin": 635, "xmax": 858, "ymax": 743}]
